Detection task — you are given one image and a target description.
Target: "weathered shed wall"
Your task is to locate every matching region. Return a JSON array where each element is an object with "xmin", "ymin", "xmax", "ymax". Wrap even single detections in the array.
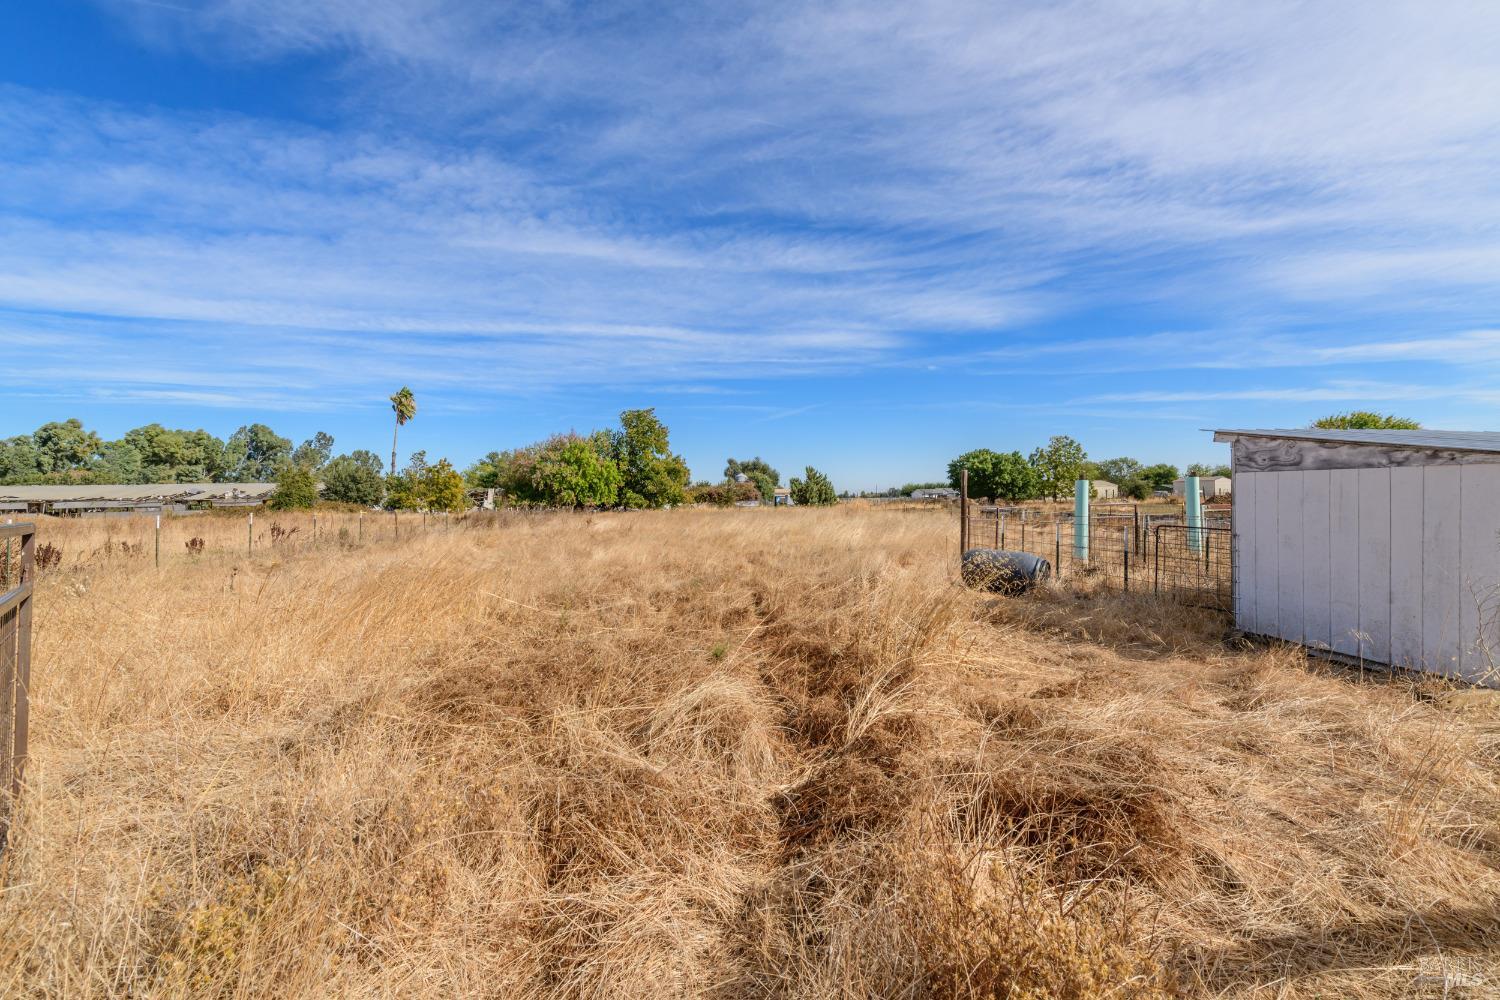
[{"xmin": 1234, "ymin": 460, "xmax": 1500, "ymax": 684}]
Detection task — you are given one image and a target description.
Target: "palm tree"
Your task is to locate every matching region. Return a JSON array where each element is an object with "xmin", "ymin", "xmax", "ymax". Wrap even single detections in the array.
[{"xmin": 389, "ymin": 387, "xmax": 416, "ymax": 476}]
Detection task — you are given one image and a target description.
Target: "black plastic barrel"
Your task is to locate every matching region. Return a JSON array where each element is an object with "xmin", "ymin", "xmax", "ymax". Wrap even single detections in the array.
[{"xmin": 961, "ymin": 548, "xmax": 1051, "ymax": 595}]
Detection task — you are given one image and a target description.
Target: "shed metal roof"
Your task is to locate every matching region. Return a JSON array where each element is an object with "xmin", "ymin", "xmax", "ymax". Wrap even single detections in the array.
[
  {"xmin": 0, "ymin": 483, "xmax": 276, "ymax": 502},
  {"xmin": 1212, "ymin": 428, "xmax": 1500, "ymax": 454}
]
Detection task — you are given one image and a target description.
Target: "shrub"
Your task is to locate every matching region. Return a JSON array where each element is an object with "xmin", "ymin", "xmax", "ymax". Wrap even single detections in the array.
[
  {"xmin": 789, "ymin": 466, "xmax": 837, "ymax": 506},
  {"xmin": 267, "ymin": 464, "xmax": 317, "ymax": 510},
  {"xmin": 1312, "ymin": 411, "xmax": 1420, "ymax": 429},
  {"xmin": 687, "ymin": 480, "xmax": 761, "ymax": 506},
  {"xmin": 321, "ymin": 453, "xmax": 385, "ymax": 506}
]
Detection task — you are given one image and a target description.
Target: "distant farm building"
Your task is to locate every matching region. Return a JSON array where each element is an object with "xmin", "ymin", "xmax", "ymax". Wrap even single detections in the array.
[
  {"xmin": 1216, "ymin": 427, "xmax": 1500, "ymax": 686},
  {"xmin": 0, "ymin": 483, "xmax": 276, "ymax": 517},
  {"xmin": 911, "ymin": 487, "xmax": 959, "ymax": 500},
  {"xmin": 1175, "ymin": 476, "xmax": 1230, "ymax": 497},
  {"xmin": 1091, "ymin": 480, "xmax": 1119, "ymax": 499}
]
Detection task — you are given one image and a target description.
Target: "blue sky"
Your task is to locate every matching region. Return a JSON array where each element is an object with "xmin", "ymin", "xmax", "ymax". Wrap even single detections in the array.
[{"xmin": 3, "ymin": 1, "xmax": 1500, "ymax": 490}]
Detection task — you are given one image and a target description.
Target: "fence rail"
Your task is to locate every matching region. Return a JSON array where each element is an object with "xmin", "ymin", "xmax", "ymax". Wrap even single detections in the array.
[
  {"xmin": 957, "ymin": 478, "xmax": 1232, "ymax": 610},
  {"xmin": 0, "ymin": 521, "xmax": 35, "ymax": 850}
]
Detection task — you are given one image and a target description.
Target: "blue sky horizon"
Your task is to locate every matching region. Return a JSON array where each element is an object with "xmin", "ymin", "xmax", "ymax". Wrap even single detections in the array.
[{"xmin": 4, "ymin": 1, "xmax": 1499, "ymax": 490}]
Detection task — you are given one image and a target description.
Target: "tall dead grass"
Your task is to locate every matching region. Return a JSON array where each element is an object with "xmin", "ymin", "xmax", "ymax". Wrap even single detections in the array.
[{"xmin": 1, "ymin": 507, "xmax": 1497, "ymax": 998}]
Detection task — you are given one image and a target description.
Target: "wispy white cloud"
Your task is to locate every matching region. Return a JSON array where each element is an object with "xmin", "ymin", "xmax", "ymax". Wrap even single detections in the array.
[
  {"xmin": 2, "ymin": 0, "xmax": 1498, "ymax": 423},
  {"xmin": 1079, "ymin": 381, "xmax": 1500, "ymax": 406}
]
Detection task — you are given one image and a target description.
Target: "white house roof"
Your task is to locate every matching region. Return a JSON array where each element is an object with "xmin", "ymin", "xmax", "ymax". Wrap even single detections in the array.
[
  {"xmin": 0, "ymin": 483, "xmax": 276, "ymax": 502},
  {"xmin": 1213, "ymin": 428, "xmax": 1500, "ymax": 454}
]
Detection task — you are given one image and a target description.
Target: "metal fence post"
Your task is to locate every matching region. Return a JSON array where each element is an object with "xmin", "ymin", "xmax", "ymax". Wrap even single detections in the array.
[
  {"xmin": 959, "ymin": 469, "xmax": 969, "ymax": 558},
  {"xmin": 1152, "ymin": 525, "xmax": 1160, "ymax": 594},
  {"xmin": 358, "ymin": 511, "xmax": 364, "ymax": 543},
  {"xmin": 1186, "ymin": 475, "xmax": 1203, "ymax": 553},
  {"xmin": 248, "ymin": 512, "xmax": 254, "ymax": 554},
  {"xmin": 155, "ymin": 514, "xmax": 161, "ymax": 568},
  {"xmin": 1122, "ymin": 526, "xmax": 1129, "ymax": 591},
  {"xmin": 1073, "ymin": 479, "xmax": 1089, "ymax": 562},
  {"xmin": 1000, "ymin": 514, "xmax": 1007, "ymax": 548},
  {"xmin": 1054, "ymin": 522, "xmax": 1061, "ymax": 578}
]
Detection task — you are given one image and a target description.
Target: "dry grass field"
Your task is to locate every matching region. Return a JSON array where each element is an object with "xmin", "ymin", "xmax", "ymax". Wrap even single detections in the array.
[{"xmin": 2, "ymin": 507, "xmax": 1498, "ymax": 998}]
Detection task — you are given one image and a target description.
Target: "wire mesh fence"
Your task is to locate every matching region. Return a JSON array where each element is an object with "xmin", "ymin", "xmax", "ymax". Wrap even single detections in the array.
[
  {"xmin": 0, "ymin": 507, "xmax": 522, "ymax": 575},
  {"xmin": 959, "ymin": 500, "xmax": 1233, "ymax": 610}
]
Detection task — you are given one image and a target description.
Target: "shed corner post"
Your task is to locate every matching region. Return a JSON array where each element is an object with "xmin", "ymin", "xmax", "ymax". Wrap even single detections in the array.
[{"xmin": 1073, "ymin": 478, "xmax": 1089, "ymax": 562}]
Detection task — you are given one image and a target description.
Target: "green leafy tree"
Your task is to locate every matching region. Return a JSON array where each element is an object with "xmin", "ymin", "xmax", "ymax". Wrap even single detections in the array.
[
  {"xmin": 496, "ymin": 433, "xmax": 621, "ymax": 508},
  {"xmin": 93, "ymin": 441, "xmax": 144, "ymax": 483},
  {"xmin": 1212, "ymin": 464, "xmax": 1231, "ymax": 478},
  {"xmin": 1139, "ymin": 463, "xmax": 1179, "ymax": 491},
  {"xmin": 1119, "ymin": 479, "xmax": 1151, "ymax": 500},
  {"xmin": 267, "ymin": 463, "xmax": 318, "ymax": 509},
  {"xmin": 291, "ymin": 431, "xmax": 335, "ymax": 471},
  {"xmin": 1094, "ymin": 457, "xmax": 1142, "ymax": 483},
  {"xmin": 947, "ymin": 449, "xmax": 1038, "ymax": 501},
  {"xmin": 122, "ymin": 424, "xmax": 228, "ymax": 481},
  {"xmin": 900, "ymin": 482, "xmax": 947, "ymax": 495},
  {"xmin": 34, "ymin": 419, "xmax": 102, "ymax": 473},
  {"xmin": 389, "ymin": 387, "xmax": 417, "ymax": 478},
  {"xmin": 0, "ymin": 436, "xmax": 44, "ymax": 483},
  {"xmin": 1312, "ymin": 411, "xmax": 1420, "ymax": 430},
  {"xmin": 789, "ymin": 466, "xmax": 837, "ymax": 506},
  {"xmin": 1027, "ymin": 435, "xmax": 1089, "ymax": 501},
  {"xmin": 225, "ymin": 424, "xmax": 292, "ymax": 482},
  {"xmin": 420, "ymin": 459, "xmax": 470, "ymax": 513},
  {"xmin": 321, "ymin": 452, "xmax": 385, "ymax": 506},
  {"xmin": 464, "ymin": 451, "xmax": 506, "ymax": 489},
  {"xmin": 384, "ymin": 451, "xmax": 430, "ymax": 510},
  {"xmin": 538, "ymin": 435, "xmax": 622, "ymax": 508},
  {"xmin": 613, "ymin": 408, "xmax": 690, "ymax": 508}
]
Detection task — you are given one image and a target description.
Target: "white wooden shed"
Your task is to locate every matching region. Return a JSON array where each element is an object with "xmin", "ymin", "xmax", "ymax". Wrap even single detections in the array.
[{"xmin": 1215, "ymin": 428, "xmax": 1500, "ymax": 686}]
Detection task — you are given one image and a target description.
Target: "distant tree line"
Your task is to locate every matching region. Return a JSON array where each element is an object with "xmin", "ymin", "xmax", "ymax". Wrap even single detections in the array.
[
  {"xmin": 940, "ymin": 436, "xmax": 1237, "ymax": 502},
  {"xmin": 0, "ymin": 390, "xmax": 468, "ymax": 514},
  {"xmin": 0, "ymin": 418, "xmax": 329, "ymax": 486}
]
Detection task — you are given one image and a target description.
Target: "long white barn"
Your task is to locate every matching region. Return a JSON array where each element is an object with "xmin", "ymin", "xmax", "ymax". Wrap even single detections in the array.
[
  {"xmin": 0, "ymin": 483, "xmax": 276, "ymax": 516},
  {"xmin": 1215, "ymin": 428, "xmax": 1500, "ymax": 686}
]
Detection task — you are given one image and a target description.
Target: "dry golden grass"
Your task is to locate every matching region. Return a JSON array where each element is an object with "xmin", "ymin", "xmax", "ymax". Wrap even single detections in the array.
[{"xmin": 1, "ymin": 507, "xmax": 1498, "ymax": 998}]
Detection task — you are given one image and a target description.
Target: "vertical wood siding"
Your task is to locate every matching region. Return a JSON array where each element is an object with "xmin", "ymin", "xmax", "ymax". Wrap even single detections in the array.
[
  {"xmin": 1301, "ymin": 470, "xmax": 1332, "ymax": 651},
  {"xmin": 1422, "ymin": 466, "xmax": 1462, "ymax": 676},
  {"xmin": 1235, "ymin": 459, "xmax": 1500, "ymax": 684},
  {"xmin": 1328, "ymin": 470, "xmax": 1362, "ymax": 658}
]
